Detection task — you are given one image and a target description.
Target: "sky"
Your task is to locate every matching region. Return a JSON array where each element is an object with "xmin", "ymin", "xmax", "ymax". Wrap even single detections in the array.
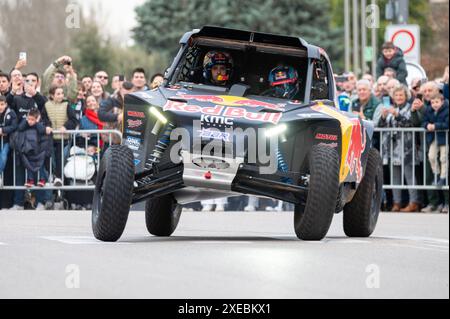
[{"xmin": 77, "ymin": 0, "xmax": 146, "ymax": 45}]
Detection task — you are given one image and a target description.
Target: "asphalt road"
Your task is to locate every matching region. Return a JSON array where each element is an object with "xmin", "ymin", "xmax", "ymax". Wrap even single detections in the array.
[{"xmin": 0, "ymin": 210, "xmax": 448, "ymax": 299}]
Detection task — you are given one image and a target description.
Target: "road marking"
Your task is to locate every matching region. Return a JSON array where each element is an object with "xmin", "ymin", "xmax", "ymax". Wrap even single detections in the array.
[
  {"xmin": 380, "ymin": 236, "xmax": 449, "ymax": 245},
  {"xmin": 41, "ymin": 236, "xmax": 132, "ymax": 245},
  {"xmin": 0, "ymin": 242, "xmax": 6, "ymax": 246},
  {"xmin": 389, "ymin": 243, "xmax": 448, "ymax": 253}
]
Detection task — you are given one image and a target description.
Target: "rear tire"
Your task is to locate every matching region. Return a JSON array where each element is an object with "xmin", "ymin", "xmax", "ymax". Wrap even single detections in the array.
[
  {"xmin": 294, "ymin": 145, "xmax": 340, "ymax": 240},
  {"xmin": 92, "ymin": 145, "xmax": 135, "ymax": 242},
  {"xmin": 145, "ymin": 194, "xmax": 182, "ymax": 237},
  {"xmin": 343, "ymin": 148, "xmax": 383, "ymax": 237}
]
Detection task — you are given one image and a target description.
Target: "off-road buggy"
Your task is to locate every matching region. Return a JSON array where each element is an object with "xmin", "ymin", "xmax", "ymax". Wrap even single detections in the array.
[{"xmin": 92, "ymin": 26, "xmax": 383, "ymax": 242}]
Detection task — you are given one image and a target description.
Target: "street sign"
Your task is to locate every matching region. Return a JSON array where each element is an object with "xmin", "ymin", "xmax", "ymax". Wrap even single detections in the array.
[{"xmin": 385, "ymin": 24, "xmax": 420, "ymax": 64}]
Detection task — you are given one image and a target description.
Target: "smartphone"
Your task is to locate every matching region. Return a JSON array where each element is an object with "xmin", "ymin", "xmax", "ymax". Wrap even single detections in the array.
[
  {"xmin": 416, "ymin": 93, "xmax": 423, "ymax": 101},
  {"xmin": 119, "ymin": 75, "xmax": 125, "ymax": 81},
  {"xmin": 19, "ymin": 52, "xmax": 27, "ymax": 61},
  {"xmin": 382, "ymin": 96, "xmax": 391, "ymax": 108}
]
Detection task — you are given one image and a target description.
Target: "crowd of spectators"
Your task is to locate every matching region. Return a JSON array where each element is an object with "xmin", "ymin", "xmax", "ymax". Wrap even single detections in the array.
[
  {"xmin": 0, "ymin": 55, "xmax": 162, "ymax": 210},
  {"xmin": 335, "ymin": 42, "xmax": 449, "ymax": 214},
  {"xmin": 0, "ymin": 41, "xmax": 448, "ymax": 213}
]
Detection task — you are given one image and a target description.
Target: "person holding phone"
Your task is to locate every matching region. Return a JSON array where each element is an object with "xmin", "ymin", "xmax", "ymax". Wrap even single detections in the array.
[
  {"xmin": 374, "ymin": 84, "xmax": 423, "ymax": 212},
  {"xmin": 41, "ymin": 56, "xmax": 78, "ymax": 102}
]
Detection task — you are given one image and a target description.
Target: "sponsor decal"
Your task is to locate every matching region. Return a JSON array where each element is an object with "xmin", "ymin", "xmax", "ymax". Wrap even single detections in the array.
[
  {"xmin": 318, "ymin": 142, "xmax": 338, "ymax": 148},
  {"xmin": 134, "ymin": 159, "xmax": 141, "ymax": 166},
  {"xmin": 197, "ymin": 129, "xmax": 230, "ymax": 142},
  {"xmin": 126, "ymin": 129, "xmax": 142, "ymax": 137},
  {"xmin": 345, "ymin": 119, "xmax": 366, "ymax": 183},
  {"xmin": 127, "ymin": 119, "xmax": 143, "ymax": 129},
  {"xmin": 125, "ymin": 136, "xmax": 141, "ymax": 151},
  {"xmin": 133, "ymin": 153, "xmax": 140, "ymax": 158},
  {"xmin": 176, "ymin": 93, "xmax": 284, "ymax": 111},
  {"xmin": 315, "ymin": 133, "xmax": 338, "ymax": 141},
  {"xmin": 163, "ymin": 101, "xmax": 282, "ymax": 125},
  {"xmin": 127, "ymin": 111, "xmax": 145, "ymax": 118},
  {"xmin": 201, "ymin": 114, "xmax": 234, "ymax": 126}
]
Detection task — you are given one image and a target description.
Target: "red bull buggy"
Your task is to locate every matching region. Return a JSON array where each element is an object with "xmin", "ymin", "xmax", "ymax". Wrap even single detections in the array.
[{"xmin": 92, "ymin": 26, "xmax": 383, "ymax": 242}]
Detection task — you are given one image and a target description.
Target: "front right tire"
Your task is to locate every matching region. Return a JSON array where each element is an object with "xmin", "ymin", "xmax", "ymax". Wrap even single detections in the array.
[
  {"xmin": 145, "ymin": 194, "xmax": 182, "ymax": 237},
  {"xmin": 294, "ymin": 144, "xmax": 340, "ymax": 241}
]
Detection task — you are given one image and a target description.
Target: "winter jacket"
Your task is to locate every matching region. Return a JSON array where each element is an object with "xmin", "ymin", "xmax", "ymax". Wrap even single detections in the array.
[
  {"xmin": 10, "ymin": 120, "xmax": 53, "ymax": 172},
  {"xmin": 6, "ymin": 92, "xmax": 50, "ymax": 126},
  {"xmin": 351, "ymin": 94, "xmax": 381, "ymax": 121},
  {"xmin": 374, "ymin": 102, "xmax": 422, "ymax": 166},
  {"xmin": 376, "ymin": 47, "xmax": 408, "ymax": 84},
  {"xmin": 41, "ymin": 62, "xmax": 78, "ymax": 102},
  {"xmin": 0, "ymin": 107, "xmax": 18, "ymax": 143},
  {"xmin": 423, "ymin": 101, "xmax": 449, "ymax": 146},
  {"xmin": 98, "ymin": 96, "xmax": 122, "ymax": 123}
]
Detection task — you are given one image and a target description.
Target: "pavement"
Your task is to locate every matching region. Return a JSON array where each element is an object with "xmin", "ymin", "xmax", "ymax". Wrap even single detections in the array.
[{"xmin": 0, "ymin": 210, "xmax": 448, "ymax": 299}]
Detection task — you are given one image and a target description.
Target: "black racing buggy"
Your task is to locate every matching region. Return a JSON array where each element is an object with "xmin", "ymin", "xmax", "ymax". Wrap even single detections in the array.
[{"xmin": 92, "ymin": 26, "xmax": 383, "ymax": 242}]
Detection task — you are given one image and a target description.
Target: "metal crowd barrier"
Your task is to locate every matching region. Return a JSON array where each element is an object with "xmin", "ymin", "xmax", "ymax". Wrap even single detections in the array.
[
  {"xmin": 374, "ymin": 128, "xmax": 449, "ymax": 191},
  {"xmin": 1, "ymin": 128, "xmax": 448, "ymax": 192},
  {"xmin": 1, "ymin": 129, "xmax": 122, "ymax": 190}
]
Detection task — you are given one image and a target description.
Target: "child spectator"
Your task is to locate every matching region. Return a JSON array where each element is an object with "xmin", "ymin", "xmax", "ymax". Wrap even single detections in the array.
[
  {"xmin": 0, "ymin": 95, "xmax": 18, "ymax": 185},
  {"xmin": 376, "ymin": 42, "xmax": 408, "ymax": 84},
  {"xmin": 17, "ymin": 109, "xmax": 50, "ymax": 189},
  {"xmin": 45, "ymin": 85, "xmax": 79, "ymax": 186},
  {"xmin": 424, "ymin": 93, "xmax": 449, "ymax": 188}
]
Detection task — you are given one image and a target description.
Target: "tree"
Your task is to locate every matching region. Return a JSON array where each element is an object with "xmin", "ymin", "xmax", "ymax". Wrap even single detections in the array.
[{"xmin": 133, "ymin": 0, "xmax": 344, "ymax": 65}]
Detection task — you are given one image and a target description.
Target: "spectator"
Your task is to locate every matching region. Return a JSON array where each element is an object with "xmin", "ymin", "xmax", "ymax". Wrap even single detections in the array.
[
  {"xmin": 442, "ymin": 66, "xmax": 449, "ymax": 101},
  {"xmin": 386, "ymin": 78, "xmax": 400, "ymax": 96},
  {"xmin": 69, "ymin": 81, "xmax": 86, "ymax": 123},
  {"xmin": 384, "ymin": 67, "xmax": 397, "ymax": 79},
  {"xmin": 98, "ymin": 81, "xmax": 133, "ymax": 125},
  {"xmin": 351, "ymin": 79, "xmax": 380, "ymax": 120},
  {"xmin": 111, "ymin": 75, "xmax": 123, "ymax": 93},
  {"xmin": 12, "ymin": 109, "xmax": 53, "ymax": 210},
  {"xmin": 7, "ymin": 73, "xmax": 49, "ymax": 125},
  {"xmin": 376, "ymin": 41, "xmax": 408, "ymax": 84},
  {"xmin": 376, "ymin": 75, "xmax": 390, "ymax": 98},
  {"xmin": 131, "ymin": 68, "xmax": 148, "ymax": 91},
  {"xmin": 79, "ymin": 95, "xmax": 104, "ymax": 152},
  {"xmin": 0, "ymin": 95, "xmax": 18, "ymax": 186},
  {"xmin": 95, "ymin": 71, "xmax": 110, "ymax": 90},
  {"xmin": 45, "ymin": 86, "xmax": 79, "ymax": 186},
  {"xmin": 423, "ymin": 93, "xmax": 449, "ymax": 187},
  {"xmin": 150, "ymin": 73, "xmax": 164, "ymax": 89},
  {"xmin": 0, "ymin": 73, "xmax": 10, "ymax": 96},
  {"xmin": 362, "ymin": 73, "xmax": 375, "ymax": 87},
  {"xmin": 373, "ymin": 84, "xmax": 422, "ymax": 212},
  {"xmin": 10, "ymin": 69, "xmax": 24, "ymax": 96},
  {"xmin": 81, "ymin": 76, "xmax": 93, "ymax": 93},
  {"xmin": 41, "ymin": 56, "xmax": 78, "ymax": 102},
  {"xmin": 91, "ymin": 80, "xmax": 108, "ymax": 106}
]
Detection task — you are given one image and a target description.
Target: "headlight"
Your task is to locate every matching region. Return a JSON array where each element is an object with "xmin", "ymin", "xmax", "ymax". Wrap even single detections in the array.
[
  {"xmin": 150, "ymin": 106, "xmax": 168, "ymax": 124},
  {"xmin": 265, "ymin": 124, "xmax": 287, "ymax": 137}
]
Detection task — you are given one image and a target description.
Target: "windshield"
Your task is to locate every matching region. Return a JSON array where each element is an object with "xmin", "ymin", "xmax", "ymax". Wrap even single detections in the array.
[{"xmin": 171, "ymin": 41, "xmax": 309, "ymax": 102}]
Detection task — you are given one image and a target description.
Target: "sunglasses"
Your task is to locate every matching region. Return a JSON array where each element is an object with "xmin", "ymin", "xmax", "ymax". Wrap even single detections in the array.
[{"xmin": 98, "ymin": 76, "xmax": 109, "ymax": 79}]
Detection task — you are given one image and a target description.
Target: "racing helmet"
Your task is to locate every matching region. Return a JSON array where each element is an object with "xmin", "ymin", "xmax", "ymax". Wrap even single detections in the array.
[
  {"xmin": 268, "ymin": 65, "xmax": 299, "ymax": 99},
  {"xmin": 203, "ymin": 51, "xmax": 234, "ymax": 83}
]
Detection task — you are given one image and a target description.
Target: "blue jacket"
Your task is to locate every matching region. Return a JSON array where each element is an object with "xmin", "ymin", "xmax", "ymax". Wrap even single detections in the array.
[{"xmin": 423, "ymin": 101, "xmax": 449, "ymax": 146}]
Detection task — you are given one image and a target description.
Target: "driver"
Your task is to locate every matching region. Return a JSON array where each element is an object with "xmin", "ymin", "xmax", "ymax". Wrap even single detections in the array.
[
  {"xmin": 203, "ymin": 51, "xmax": 234, "ymax": 86},
  {"xmin": 263, "ymin": 65, "xmax": 299, "ymax": 99}
]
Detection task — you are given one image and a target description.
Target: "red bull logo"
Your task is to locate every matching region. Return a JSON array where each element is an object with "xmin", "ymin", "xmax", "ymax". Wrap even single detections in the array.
[
  {"xmin": 345, "ymin": 119, "xmax": 366, "ymax": 183},
  {"xmin": 163, "ymin": 101, "xmax": 282, "ymax": 124},
  {"xmin": 176, "ymin": 93, "xmax": 284, "ymax": 111}
]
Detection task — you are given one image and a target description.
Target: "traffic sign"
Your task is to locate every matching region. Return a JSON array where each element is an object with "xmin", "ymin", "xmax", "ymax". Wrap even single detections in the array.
[{"xmin": 385, "ymin": 25, "xmax": 421, "ymax": 64}]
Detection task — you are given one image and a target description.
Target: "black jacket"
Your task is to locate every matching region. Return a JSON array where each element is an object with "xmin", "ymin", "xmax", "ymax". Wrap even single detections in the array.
[
  {"xmin": 98, "ymin": 96, "xmax": 122, "ymax": 123},
  {"xmin": 423, "ymin": 100, "xmax": 449, "ymax": 146},
  {"xmin": 10, "ymin": 120, "xmax": 53, "ymax": 172},
  {"xmin": 6, "ymin": 92, "xmax": 50, "ymax": 126},
  {"xmin": 0, "ymin": 107, "xmax": 18, "ymax": 143},
  {"xmin": 376, "ymin": 47, "xmax": 408, "ymax": 84}
]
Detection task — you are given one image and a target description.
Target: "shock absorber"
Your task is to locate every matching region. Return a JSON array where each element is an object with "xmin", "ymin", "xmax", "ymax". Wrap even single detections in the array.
[
  {"xmin": 277, "ymin": 149, "xmax": 293, "ymax": 184},
  {"xmin": 145, "ymin": 123, "xmax": 175, "ymax": 170}
]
